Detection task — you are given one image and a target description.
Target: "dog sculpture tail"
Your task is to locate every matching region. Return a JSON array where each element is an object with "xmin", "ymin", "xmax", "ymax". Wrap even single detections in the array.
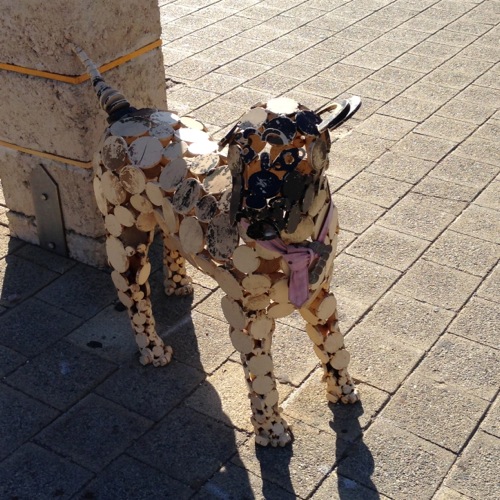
[{"xmin": 70, "ymin": 44, "xmax": 134, "ymax": 122}]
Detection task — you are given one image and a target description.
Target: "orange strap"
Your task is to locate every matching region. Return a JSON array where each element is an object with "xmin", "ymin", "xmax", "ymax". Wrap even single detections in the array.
[
  {"xmin": 0, "ymin": 140, "xmax": 92, "ymax": 169},
  {"xmin": 0, "ymin": 39, "xmax": 162, "ymax": 84}
]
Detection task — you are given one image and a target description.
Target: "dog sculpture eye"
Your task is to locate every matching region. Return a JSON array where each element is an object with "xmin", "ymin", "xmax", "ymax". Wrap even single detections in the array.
[{"xmin": 246, "ymin": 220, "xmax": 279, "ymax": 240}]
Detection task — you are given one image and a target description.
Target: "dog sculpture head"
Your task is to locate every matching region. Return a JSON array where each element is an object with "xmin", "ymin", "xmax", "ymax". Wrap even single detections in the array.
[{"xmin": 219, "ymin": 97, "xmax": 360, "ymax": 245}]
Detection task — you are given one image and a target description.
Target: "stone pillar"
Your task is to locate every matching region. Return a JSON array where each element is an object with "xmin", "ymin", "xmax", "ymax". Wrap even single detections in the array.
[{"xmin": 0, "ymin": 0, "xmax": 167, "ymax": 267}]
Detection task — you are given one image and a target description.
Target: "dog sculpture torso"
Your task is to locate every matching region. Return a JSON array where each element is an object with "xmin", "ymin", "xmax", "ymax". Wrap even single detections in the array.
[{"xmin": 76, "ymin": 46, "xmax": 359, "ymax": 447}]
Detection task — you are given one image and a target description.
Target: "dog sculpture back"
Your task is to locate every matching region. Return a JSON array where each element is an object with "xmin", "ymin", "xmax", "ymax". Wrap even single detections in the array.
[{"xmin": 74, "ymin": 45, "xmax": 360, "ymax": 447}]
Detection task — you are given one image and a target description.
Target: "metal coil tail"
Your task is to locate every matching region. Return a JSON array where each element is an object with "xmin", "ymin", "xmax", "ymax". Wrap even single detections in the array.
[{"xmin": 70, "ymin": 44, "xmax": 131, "ymax": 118}]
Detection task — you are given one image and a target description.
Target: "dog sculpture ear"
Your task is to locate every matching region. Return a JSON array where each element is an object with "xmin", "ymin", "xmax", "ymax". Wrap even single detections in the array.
[{"xmin": 316, "ymin": 95, "xmax": 362, "ymax": 132}]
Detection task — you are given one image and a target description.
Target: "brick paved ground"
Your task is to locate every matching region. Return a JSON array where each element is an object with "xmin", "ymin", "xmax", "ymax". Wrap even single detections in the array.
[{"xmin": 1, "ymin": 0, "xmax": 499, "ymax": 498}]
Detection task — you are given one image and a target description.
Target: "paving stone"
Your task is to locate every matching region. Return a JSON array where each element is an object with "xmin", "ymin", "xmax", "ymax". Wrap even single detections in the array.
[
  {"xmin": 335, "ymin": 294, "xmax": 371, "ymax": 333},
  {"xmin": 371, "ymin": 65, "xmax": 425, "ymax": 88},
  {"xmin": 339, "ymin": 418, "xmax": 455, "ymax": 500},
  {"xmin": 167, "ymin": 34, "xmax": 217, "ymax": 55},
  {"xmin": 409, "ymin": 40, "xmax": 462, "ymax": 62},
  {"xmin": 425, "ymin": 230, "xmax": 500, "ymax": 277},
  {"xmin": 438, "ymin": 17, "xmax": 492, "ymax": 36},
  {"xmin": 414, "ymin": 176, "xmax": 480, "ymax": 208},
  {"xmin": 481, "ymin": 398, "xmax": 500, "ymax": 438},
  {"xmin": 382, "ymin": 373, "xmax": 488, "ymax": 452},
  {"xmin": 0, "ymin": 254, "xmax": 58, "ymax": 307},
  {"xmin": 393, "ymin": 132, "xmax": 456, "ymax": 161},
  {"xmin": 185, "ymin": 360, "xmax": 255, "ymax": 432},
  {"xmin": 346, "ymin": 323, "xmax": 423, "ymax": 393},
  {"xmin": 192, "ymin": 99, "xmax": 244, "ymax": 127},
  {"xmin": 415, "ymin": 115, "xmax": 477, "ymax": 142},
  {"xmin": 424, "ymin": 59, "xmax": 494, "ymax": 90},
  {"xmin": 130, "ymin": 405, "xmax": 246, "ymax": 489},
  {"xmin": 95, "ymin": 359, "xmax": 204, "ymax": 422},
  {"xmin": 347, "ymin": 225, "xmax": 428, "ymax": 271},
  {"xmin": 313, "ymin": 471, "xmax": 389, "ymax": 499},
  {"xmin": 328, "ymin": 153, "xmax": 372, "ymax": 180},
  {"xmin": 233, "ymin": 418, "xmax": 349, "ymax": 499},
  {"xmin": 6, "ymin": 340, "xmax": 115, "ymax": 410},
  {"xmin": 430, "ymin": 155, "xmax": 499, "ymax": 188},
  {"xmin": 391, "ymin": 52, "xmax": 444, "ymax": 73},
  {"xmin": 437, "ymin": 99, "xmax": 495, "ymax": 128},
  {"xmin": 35, "ymin": 264, "xmax": 116, "ymax": 319},
  {"xmin": 13, "ymin": 243, "xmax": 77, "ymax": 274},
  {"xmin": 357, "ymin": 290, "xmax": 454, "ymax": 351},
  {"xmin": 339, "ymin": 171, "xmax": 412, "ymax": 208},
  {"xmin": 379, "ymin": 95, "xmax": 441, "ymax": 121},
  {"xmin": 0, "ymin": 297, "xmax": 82, "ymax": 357},
  {"xmin": 167, "ymin": 57, "xmax": 220, "ymax": 81},
  {"xmin": 0, "ymin": 443, "xmax": 92, "ymax": 500},
  {"xmin": 269, "ymin": 60, "xmax": 319, "ymax": 81},
  {"xmin": 295, "ymin": 74, "xmax": 350, "ymax": 99},
  {"xmin": 394, "ymin": 259, "xmax": 481, "ymax": 311},
  {"xmin": 168, "ymin": 87, "xmax": 219, "ymax": 116},
  {"xmin": 455, "ymin": 136, "xmax": 500, "ymax": 167},
  {"xmin": 0, "ymin": 384, "xmax": 59, "ymax": 461},
  {"xmin": 401, "ymin": 81, "xmax": 460, "ymax": 104},
  {"xmin": 379, "ymin": 193, "xmax": 456, "ymax": 241},
  {"xmin": 0, "ymin": 226, "xmax": 23, "ymax": 258},
  {"xmin": 351, "ymin": 78, "xmax": 408, "ymax": 102},
  {"xmin": 165, "ymin": 309, "xmax": 235, "ymax": 374},
  {"xmin": 196, "ymin": 462, "xmax": 295, "ymax": 500},
  {"xmin": 433, "ymin": 485, "xmax": 473, "ymax": 499},
  {"xmin": 449, "ymin": 296, "xmax": 499, "ymax": 349},
  {"xmin": 219, "ymin": 86, "xmax": 274, "ymax": 109},
  {"xmin": 445, "ymin": 431, "xmax": 500, "ymax": 499},
  {"xmin": 36, "ymin": 394, "xmax": 152, "ymax": 472},
  {"xmin": 342, "ymin": 50, "xmax": 396, "ymax": 70},
  {"xmin": 367, "ymin": 152, "xmax": 435, "ymax": 184},
  {"xmin": 363, "ymin": 37, "xmax": 415, "ymax": 58},
  {"xmin": 78, "ymin": 454, "xmax": 193, "ymax": 500},
  {"xmin": 333, "ymin": 254, "xmax": 400, "ymax": 309},
  {"xmin": 427, "ymin": 28, "xmax": 479, "ymax": 47},
  {"xmin": 325, "ymin": 195, "xmax": 384, "ymax": 235},
  {"xmin": 66, "ymin": 303, "xmax": 138, "ymax": 363},
  {"xmin": 419, "ymin": 333, "xmax": 500, "ymax": 401},
  {"xmin": 319, "ymin": 62, "xmax": 374, "ymax": 85},
  {"xmin": 254, "ymin": 318, "xmax": 318, "ymax": 381},
  {"xmin": 475, "ymin": 120, "xmax": 500, "ymax": 145},
  {"xmin": 0, "ymin": 344, "xmax": 26, "ymax": 377},
  {"xmin": 217, "ymin": 59, "xmax": 271, "ymax": 79},
  {"xmin": 283, "ymin": 367, "xmax": 389, "ymax": 438},
  {"xmin": 245, "ymin": 72, "xmax": 303, "ymax": 95},
  {"xmin": 451, "ymin": 204, "xmax": 500, "ymax": 244},
  {"xmin": 477, "ymin": 261, "xmax": 500, "ymax": 301},
  {"xmin": 354, "ymin": 114, "xmax": 416, "ymax": 141},
  {"xmin": 242, "ymin": 47, "xmax": 294, "ymax": 67},
  {"xmin": 331, "ymin": 132, "xmax": 395, "ymax": 164}
]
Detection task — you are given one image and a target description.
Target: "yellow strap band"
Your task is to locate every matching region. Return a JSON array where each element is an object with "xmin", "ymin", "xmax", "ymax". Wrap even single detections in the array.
[
  {"xmin": 0, "ymin": 140, "xmax": 92, "ymax": 169},
  {"xmin": 0, "ymin": 39, "xmax": 162, "ymax": 84}
]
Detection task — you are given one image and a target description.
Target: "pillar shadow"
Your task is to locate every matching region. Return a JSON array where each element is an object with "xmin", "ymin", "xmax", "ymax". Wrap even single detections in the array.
[{"xmin": 330, "ymin": 401, "xmax": 380, "ymax": 499}]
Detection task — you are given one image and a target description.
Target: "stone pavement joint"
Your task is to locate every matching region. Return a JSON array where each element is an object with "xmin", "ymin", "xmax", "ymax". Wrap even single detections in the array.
[{"xmin": 1, "ymin": 0, "xmax": 499, "ymax": 498}]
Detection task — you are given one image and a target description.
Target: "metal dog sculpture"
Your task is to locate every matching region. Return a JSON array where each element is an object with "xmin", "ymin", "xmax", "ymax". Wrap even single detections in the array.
[{"xmin": 74, "ymin": 46, "xmax": 360, "ymax": 447}]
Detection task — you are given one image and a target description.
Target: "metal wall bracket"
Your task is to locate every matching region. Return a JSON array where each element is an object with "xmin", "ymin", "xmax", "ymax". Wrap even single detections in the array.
[{"xmin": 31, "ymin": 164, "xmax": 68, "ymax": 257}]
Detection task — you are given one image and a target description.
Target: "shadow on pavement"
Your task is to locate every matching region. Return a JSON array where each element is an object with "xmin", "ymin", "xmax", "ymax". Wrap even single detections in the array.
[{"xmin": 331, "ymin": 401, "xmax": 380, "ymax": 499}]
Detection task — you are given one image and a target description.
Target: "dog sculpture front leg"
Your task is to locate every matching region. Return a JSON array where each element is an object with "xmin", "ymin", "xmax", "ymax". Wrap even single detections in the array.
[
  {"xmin": 224, "ymin": 297, "xmax": 292, "ymax": 447},
  {"xmin": 301, "ymin": 287, "xmax": 358, "ymax": 404}
]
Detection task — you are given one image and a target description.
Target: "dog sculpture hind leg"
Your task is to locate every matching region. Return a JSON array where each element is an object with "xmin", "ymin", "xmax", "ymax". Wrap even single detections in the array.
[{"xmin": 73, "ymin": 45, "xmax": 360, "ymax": 446}]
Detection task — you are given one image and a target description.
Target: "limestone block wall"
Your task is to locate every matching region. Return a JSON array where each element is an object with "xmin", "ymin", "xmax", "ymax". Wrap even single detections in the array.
[{"xmin": 0, "ymin": 0, "xmax": 167, "ymax": 267}]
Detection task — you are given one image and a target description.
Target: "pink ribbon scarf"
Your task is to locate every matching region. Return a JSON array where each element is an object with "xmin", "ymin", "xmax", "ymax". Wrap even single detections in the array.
[{"xmin": 242, "ymin": 201, "xmax": 334, "ymax": 308}]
